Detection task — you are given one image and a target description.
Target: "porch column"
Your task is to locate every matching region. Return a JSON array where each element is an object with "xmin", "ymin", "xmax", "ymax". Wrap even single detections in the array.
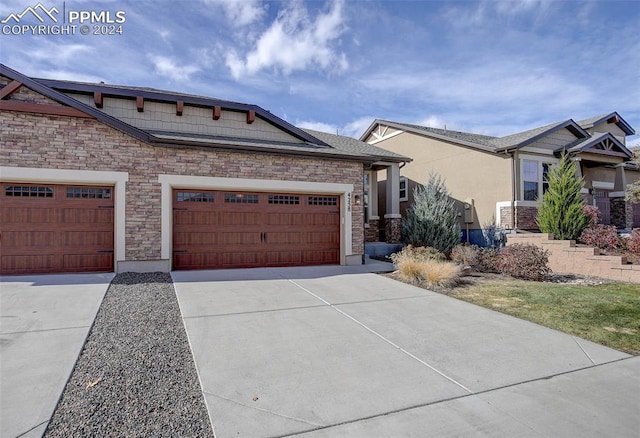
[
  {"xmin": 365, "ymin": 171, "xmax": 380, "ymax": 242},
  {"xmin": 369, "ymin": 171, "xmax": 379, "ymax": 219},
  {"xmin": 384, "ymin": 163, "xmax": 402, "ymax": 243}
]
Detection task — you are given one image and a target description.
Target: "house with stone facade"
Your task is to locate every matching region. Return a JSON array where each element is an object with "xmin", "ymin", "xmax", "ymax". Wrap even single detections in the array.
[
  {"xmin": 360, "ymin": 114, "xmax": 639, "ymax": 245},
  {"xmin": 0, "ymin": 64, "xmax": 409, "ymax": 275}
]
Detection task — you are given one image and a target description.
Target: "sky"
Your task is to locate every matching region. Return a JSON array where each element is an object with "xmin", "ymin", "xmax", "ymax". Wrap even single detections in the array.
[{"xmin": 1, "ymin": 0, "xmax": 639, "ymax": 146}]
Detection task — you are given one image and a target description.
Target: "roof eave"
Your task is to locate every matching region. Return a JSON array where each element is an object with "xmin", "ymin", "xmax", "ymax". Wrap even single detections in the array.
[
  {"xmin": 148, "ymin": 135, "xmax": 397, "ymax": 164},
  {"xmin": 369, "ymin": 120, "xmax": 497, "ymax": 154}
]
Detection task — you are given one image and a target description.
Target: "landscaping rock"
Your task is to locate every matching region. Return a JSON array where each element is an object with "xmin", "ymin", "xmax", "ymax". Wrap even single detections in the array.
[{"xmin": 44, "ymin": 272, "xmax": 213, "ymax": 437}]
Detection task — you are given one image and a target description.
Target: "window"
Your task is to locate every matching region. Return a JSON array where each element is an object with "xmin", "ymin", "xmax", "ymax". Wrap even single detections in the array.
[
  {"xmin": 224, "ymin": 193, "xmax": 259, "ymax": 204},
  {"xmin": 268, "ymin": 195, "xmax": 299, "ymax": 205},
  {"xmin": 66, "ymin": 187, "xmax": 111, "ymax": 199},
  {"xmin": 522, "ymin": 158, "xmax": 556, "ymax": 202},
  {"xmin": 177, "ymin": 192, "xmax": 214, "ymax": 202},
  {"xmin": 523, "ymin": 160, "xmax": 539, "ymax": 201},
  {"xmin": 399, "ymin": 177, "xmax": 408, "ymax": 202},
  {"xmin": 308, "ymin": 196, "xmax": 337, "ymax": 206},
  {"xmin": 5, "ymin": 185, "xmax": 53, "ymax": 197},
  {"xmin": 542, "ymin": 163, "xmax": 551, "ymax": 195}
]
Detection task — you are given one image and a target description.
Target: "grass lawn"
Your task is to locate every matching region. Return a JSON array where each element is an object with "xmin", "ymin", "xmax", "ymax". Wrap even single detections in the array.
[{"xmin": 450, "ymin": 278, "xmax": 640, "ymax": 355}]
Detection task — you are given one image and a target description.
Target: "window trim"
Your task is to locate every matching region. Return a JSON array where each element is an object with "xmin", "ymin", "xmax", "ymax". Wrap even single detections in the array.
[
  {"xmin": 399, "ymin": 176, "xmax": 408, "ymax": 202},
  {"xmin": 519, "ymin": 155, "xmax": 558, "ymax": 203}
]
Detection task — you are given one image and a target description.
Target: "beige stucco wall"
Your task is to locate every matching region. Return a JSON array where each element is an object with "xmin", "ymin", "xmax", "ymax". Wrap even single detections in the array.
[{"xmin": 371, "ymin": 131, "xmax": 512, "ymax": 229}]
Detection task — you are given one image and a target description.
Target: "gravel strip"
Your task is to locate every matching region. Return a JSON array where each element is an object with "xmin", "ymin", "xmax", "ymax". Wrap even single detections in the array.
[{"xmin": 45, "ymin": 272, "xmax": 214, "ymax": 437}]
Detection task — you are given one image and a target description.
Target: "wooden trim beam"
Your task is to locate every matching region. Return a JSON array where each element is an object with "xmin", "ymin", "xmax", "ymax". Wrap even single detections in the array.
[
  {"xmin": 607, "ymin": 115, "xmax": 620, "ymax": 124},
  {"xmin": 0, "ymin": 80, "xmax": 23, "ymax": 100},
  {"xmin": 246, "ymin": 110, "xmax": 255, "ymax": 124},
  {"xmin": 94, "ymin": 91, "xmax": 103, "ymax": 108},
  {"xmin": 213, "ymin": 105, "xmax": 221, "ymax": 120},
  {"xmin": 0, "ymin": 100, "xmax": 93, "ymax": 118},
  {"xmin": 136, "ymin": 96, "xmax": 144, "ymax": 112},
  {"xmin": 176, "ymin": 100, "xmax": 184, "ymax": 116}
]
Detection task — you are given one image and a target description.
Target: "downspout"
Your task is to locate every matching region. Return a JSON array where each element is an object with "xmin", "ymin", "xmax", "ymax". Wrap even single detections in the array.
[{"xmin": 510, "ymin": 151, "xmax": 516, "ymax": 230}]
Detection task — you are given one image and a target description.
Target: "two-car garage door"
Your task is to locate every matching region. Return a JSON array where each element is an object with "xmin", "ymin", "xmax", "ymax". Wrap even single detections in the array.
[{"xmin": 173, "ymin": 189, "xmax": 340, "ymax": 270}]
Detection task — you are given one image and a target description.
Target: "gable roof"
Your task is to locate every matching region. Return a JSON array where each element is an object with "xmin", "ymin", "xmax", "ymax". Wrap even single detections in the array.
[
  {"xmin": 561, "ymin": 131, "xmax": 634, "ymax": 158},
  {"xmin": 577, "ymin": 112, "xmax": 635, "ymax": 135},
  {"xmin": 363, "ymin": 115, "xmax": 632, "ymax": 158},
  {"xmin": 303, "ymin": 128, "xmax": 410, "ymax": 162},
  {"xmin": 36, "ymin": 77, "xmax": 326, "ymax": 146},
  {"xmin": 0, "ymin": 63, "xmax": 408, "ymax": 164}
]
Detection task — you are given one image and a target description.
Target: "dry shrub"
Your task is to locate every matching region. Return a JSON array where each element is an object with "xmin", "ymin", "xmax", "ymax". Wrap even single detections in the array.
[
  {"xmin": 392, "ymin": 246, "xmax": 460, "ymax": 287},
  {"xmin": 451, "ymin": 244, "xmax": 500, "ymax": 273},
  {"xmin": 498, "ymin": 243, "xmax": 550, "ymax": 281},
  {"xmin": 628, "ymin": 229, "xmax": 640, "ymax": 255}
]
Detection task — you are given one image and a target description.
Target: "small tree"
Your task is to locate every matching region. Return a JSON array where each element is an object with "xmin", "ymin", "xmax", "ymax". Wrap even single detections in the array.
[
  {"xmin": 402, "ymin": 173, "xmax": 460, "ymax": 254},
  {"xmin": 536, "ymin": 154, "xmax": 589, "ymax": 240}
]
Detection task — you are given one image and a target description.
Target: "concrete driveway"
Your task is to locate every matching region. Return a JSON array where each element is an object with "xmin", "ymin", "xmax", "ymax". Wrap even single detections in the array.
[
  {"xmin": 173, "ymin": 265, "xmax": 639, "ymax": 438},
  {"xmin": 0, "ymin": 273, "xmax": 113, "ymax": 438}
]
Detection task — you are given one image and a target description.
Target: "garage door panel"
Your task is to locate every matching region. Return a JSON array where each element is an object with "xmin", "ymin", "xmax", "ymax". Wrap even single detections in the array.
[
  {"xmin": 0, "ymin": 183, "xmax": 114, "ymax": 274},
  {"xmin": 1, "ymin": 254, "xmax": 56, "ymax": 273},
  {"xmin": 172, "ymin": 190, "xmax": 340, "ymax": 270},
  {"xmin": 61, "ymin": 231, "xmax": 113, "ymax": 247},
  {"xmin": 265, "ymin": 212, "xmax": 303, "ymax": 226},
  {"xmin": 221, "ymin": 252, "xmax": 261, "ymax": 268},
  {"xmin": 173, "ymin": 252, "xmax": 220, "ymax": 270},
  {"xmin": 62, "ymin": 208, "xmax": 113, "ymax": 224},
  {"xmin": 303, "ymin": 250, "xmax": 338, "ymax": 264},
  {"xmin": 2, "ymin": 231, "xmax": 57, "ymax": 247},
  {"xmin": 307, "ymin": 231, "xmax": 339, "ymax": 245},
  {"xmin": 62, "ymin": 254, "xmax": 113, "ymax": 272},
  {"xmin": 174, "ymin": 232, "xmax": 218, "ymax": 246},
  {"xmin": 265, "ymin": 251, "xmax": 302, "ymax": 266},
  {"xmin": 2, "ymin": 206, "xmax": 58, "ymax": 223},
  {"xmin": 265, "ymin": 232, "xmax": 301, "ymax": 244},
  {"xmin": 221, "ymin": 232, "xmax": 261, "ymax": 245},
  {"xmin": 221, "ymin": 211, "xmax": 261, "ymax": 226}
]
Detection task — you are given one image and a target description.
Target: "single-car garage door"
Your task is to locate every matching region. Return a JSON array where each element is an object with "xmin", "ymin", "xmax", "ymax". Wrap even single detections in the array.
[
  {"xmin": 0, "ymin": 183, "xmax": 114, "ymax": 275},
  {"xmin": 173, "ymin": 190, "xmax": 340, "ymax": 270}
]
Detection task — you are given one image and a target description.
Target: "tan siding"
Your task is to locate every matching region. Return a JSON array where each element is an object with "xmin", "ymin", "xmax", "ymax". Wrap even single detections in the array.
[
  {"xmin": 590, "ymin": 122, "xmax": 626, "ymax": 144},
  {"xmin": 524, "ymin": 128, "xmax": 577, "ymax": 151},
  {"xmin": 374, "ymin": 132, "xmax": 512, "ymax": 228},
  {"xmin": 67, "ymin": 92, "xmax": 304, "ymax": 143}
]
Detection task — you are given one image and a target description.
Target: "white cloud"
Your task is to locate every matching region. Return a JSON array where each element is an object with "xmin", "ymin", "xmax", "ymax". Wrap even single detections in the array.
[
  {"xmin": 225, "ymin": 0, "xmax": 348, "ymax": 79},
  {"xmin": 296, "ymin": 116, "xmax": 374, "ymax": 138},
  {"xmin": 416, "ymin": 116, "xmax": 447, "ymax": 130},
  {"xmin": 297, "ymin": 120, "xmax": 338, "ymax": 133},
  {"xmin": 29, "ymin": 43, "xmax": 92, "ymax": 63},
  {"xmin": 149, "ymin": 55, "xmax": 200, "ymax": 81},
  {"xmin": 205, "ymin": 0, "xmax": 266, "ymax": 27}
]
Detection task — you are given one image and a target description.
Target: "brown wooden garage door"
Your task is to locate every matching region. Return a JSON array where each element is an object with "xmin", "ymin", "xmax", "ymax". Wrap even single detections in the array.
[
  {"xmin": 173, "ymin": 190, "xmax": 340, "ymax": 270},
  {"xmin": 0, "ymin": 183, "xmax": 114, "ymax": 275}
]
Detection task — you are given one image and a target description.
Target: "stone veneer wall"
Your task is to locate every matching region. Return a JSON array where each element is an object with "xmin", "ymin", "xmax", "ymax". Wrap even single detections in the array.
[
  {"xmin": 385, "ymin": 217, "xmax": 402, "ymax": 243},
  {"xmin": 1, "ymin": 87, "xmax": 365, "ymax": 262},
  {"xmin": 365, "ymin": 219, "xmax": 379, "ymax": 242},
  {"xmin": 508, "ymin": 233, "xmax": 640, "ymax": 283},
  {"xmin": 499, "ymin": 206, "xmax": 539, "ymax": 230}
]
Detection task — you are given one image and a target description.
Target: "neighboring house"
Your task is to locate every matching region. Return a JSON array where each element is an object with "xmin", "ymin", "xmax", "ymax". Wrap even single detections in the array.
[
  {"xmin": 360, "ymin": 114, "xmax": 639, "ymax": 245},
  {"xmin": 0, "ymin": 64, "xmax": 408, "ymax": 275}
]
